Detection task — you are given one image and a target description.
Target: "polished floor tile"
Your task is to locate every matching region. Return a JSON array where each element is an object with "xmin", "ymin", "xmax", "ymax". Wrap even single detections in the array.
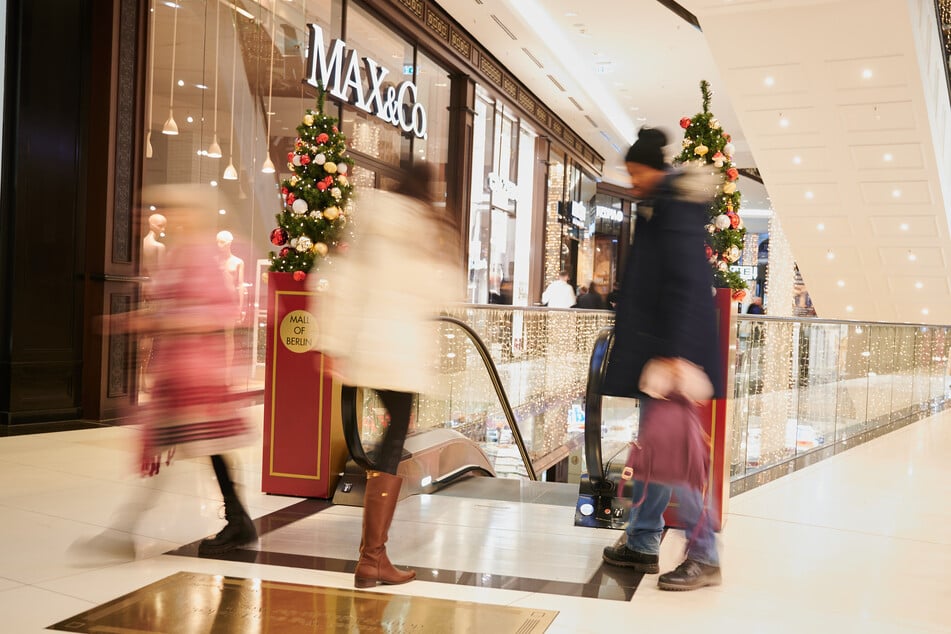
[{"xmin": 1, "ymin": 409, "xmax": 950, "ymax": 632}]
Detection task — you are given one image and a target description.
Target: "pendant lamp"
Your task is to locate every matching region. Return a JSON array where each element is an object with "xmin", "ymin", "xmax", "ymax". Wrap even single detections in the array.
[
  {"xmin": 162, "ymin": 0, "xmax": 179, "ymax": 135},
  {"xmin": 145, "ymin": 0, "xmax": 156, "ymax": 157},
  {"xmin": 261, "ymin": 3, "xmax": 277, "ymax": 174},
  {"xmin": 223, "ymin": 5, "xmax": 239, "ymax": 180},
  {"xmin": 207, "ymin": 0, "xmax": 222, "ymax": 157}
]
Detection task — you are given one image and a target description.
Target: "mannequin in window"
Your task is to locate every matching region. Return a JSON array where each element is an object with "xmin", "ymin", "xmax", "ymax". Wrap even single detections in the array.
[
  {"xmin": 216, "ymin": 230, "xmax": 246, "ymax": 386},
  {"xmin": 139, "ymin": 213, "xmax": 167, "ymax": 393}
]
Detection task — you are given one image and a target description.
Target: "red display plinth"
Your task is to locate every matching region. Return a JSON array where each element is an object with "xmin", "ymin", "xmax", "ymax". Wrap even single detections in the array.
[
  {"xmin": 664, "ymin": 287, "xmax": 734, "ymax": 531},
  {"xmin": 262, "ymin": 272, "xmax": 347, "ymax": 498}
]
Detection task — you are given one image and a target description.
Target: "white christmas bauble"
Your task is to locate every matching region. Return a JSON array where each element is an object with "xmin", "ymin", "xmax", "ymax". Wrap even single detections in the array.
[
  {"xmin": 717, "ymin": 261, "xmax": 728, "ymax": 271},
  {"xmin": 338, "ymin": 163, "xmax": 348, "ymax": 174},
  {"xmin": 727, "ymin": 246, "xmax": 741, "ymax": 262},
  {"xmin": 337, "ymin": 175, "xmax": 349, "ymax": 187},
  {"xmin": 289, "ymin": 238, "xmax": 298, "ymax": 247},
  {"xmin": 331, "ymin": 187, "xmax": 342, "ymax": 199},
  {"xmin": 714, "ymin": 214, "xmax": 731, "ymax": 230},
  {"xmin": 705, "ymin": 224, "xmax": 715, "ymax": 234},
  {"xmin": 297, "ymin": 236, "xmax": 313, "ymax": 252},
  {"xmin": 308, "ymin": 210, "xmax": 322, "ymax": 219},
  {"xmin": 292, "ymin": 198, "xmax": 308, "ymax": 214},
  {"xmin": 723, "ymin": 142, "xmax": 736, "ymax": 157},
  {"xmin": 324, "ymin": 206, "xmax": 340, "ymax": 221},
  {"xmin": 292, "ymin": 155, "xmax": 302, "ymax": 166},
  {"xmin": 710, "ymin": 119, "xmax": 721, "ymax": 129},
  {"xmin": 315, "ymin": 153, "xmax": 326, "ymax": 165}
]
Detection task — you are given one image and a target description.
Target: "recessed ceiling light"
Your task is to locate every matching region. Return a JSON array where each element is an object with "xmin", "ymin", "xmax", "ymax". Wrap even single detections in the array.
[
  {"xmin": 826, "ymin": 250, "xmax": 835, "ymax": 260},
  {"xmin": 186, "ymin": 116, "xmax": 194, "ymax": 123},
  {"xmin": 915, "ymin": 281, "xmax": 924, "ymax": 289},
  {"xmin": 195, "ymin": 84, "xmax": 208, "ymax": 90},
  {"xmin": 764, "ymin": 76, "xmax": 775, "ymax": 87},
  {"xmin": 177, "ymin": 79, "xmax": 185, "ymax": 87},
  {"xmin": 908, "ymin": 251, "xmax": 917, "ymax": 261},
  {"xmin": 892, "ymin": 189, "xmax": 902, "ymax": 198},
  {"xmin": 779, "ymin": 116, "xmax": 790, "ymax": 128},
  {"xmin": 218, "ymin": 209, "xmax": 227, "ymax": 215},
  {"xmin": 792, "ymin": 155, "xmax": 802, "ymax": 165},
  {"xmin": 900, "ymin": 223, "xmax": 909, "ymax": 231},
  {"xmin": 805, "ymin": 191, "xmax": 814, "ymax": 200},
  {"xmin": 210, "ymin": 180, "xmax": 218, "ymax": 187},
  {"xmin": 817, "ymin": 223, "xmax": 825, "ymax": 231},
  {"xmin": 837, "ymin": 279, "xmax": 845, "ymax": 287},
  {"xmin": 862, "ymin": 68, "xmax": 873, "ymax": 79},
  {"xmin": 883, "ymin": 153, "xmax": 893, "ymax": 162},
  {"xmin": 149, "ymin": 205, "xmax": 157, "ymax": 211},
  {"xmin": 846, "ymin": 305, "xmax": 854, "ymax": 312},
  {"xmin": 922, "ymin": 308, "xmax": 930, "ymax": 315}
]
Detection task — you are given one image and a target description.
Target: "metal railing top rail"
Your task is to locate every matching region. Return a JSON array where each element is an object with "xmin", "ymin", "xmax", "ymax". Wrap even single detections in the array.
[
  {"xmin": 447, "ymin": 303, "xmax": 614, "ymax": 315},
  {"xmin": 736, "ymin": 313, "xmax": 949, "ymax": 329}
]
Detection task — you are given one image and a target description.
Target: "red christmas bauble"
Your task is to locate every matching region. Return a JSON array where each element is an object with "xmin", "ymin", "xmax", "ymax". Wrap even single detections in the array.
[
  {"xmin": 286, "ymin": 152, "xmax": 294, "ymax": 162},
  {"xmin": 293, "ymin": 271, "xmax": 306, "ymax": 282},
  {"xmin": 732, "ymin": 289, "xmax": 747, "ymax": 301},
  {"xmin": 286, "ymin": 193, "xmax": 296, "ymax": 204},
  {"xmin": 728, "ymin": 212, "xmax": 739, "ymax": 229},
  {"xmin": 270, "ymin": 227, "xmax": 288, "ymax": 246},
  {"xmin": 279, "ymin": 247, "xmax": 291, "ymax": 257},
  {"xmin": 301, "ymin": 155, "xmax": 311, "ymax": 165},
  {"xmin": 680, "ymin": 117, "xmax": 691, "ymax": 129},
  {"xmin": 317, "ymin": 133, "xmax": 330, "ymax": 143},
  {"xmin": 317, "ymin": 182, "xmax": 328, "ymax": 191},
  {"xmin": 726, "ymin": 167, "xmax": 739, "ymax": 181},
  {"xmin": 705, "ymin": 245, "xmax": 713, "ymax": 259},
  {"xmin": 281, "ymin": 187, "xmax": 289, "ymax": 195}
]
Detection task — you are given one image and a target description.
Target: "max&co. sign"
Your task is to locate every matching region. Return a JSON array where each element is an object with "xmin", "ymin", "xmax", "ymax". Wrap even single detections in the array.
[{"xmin": 304, "ymin": 24, "xmax": 428, "ymax": 139}]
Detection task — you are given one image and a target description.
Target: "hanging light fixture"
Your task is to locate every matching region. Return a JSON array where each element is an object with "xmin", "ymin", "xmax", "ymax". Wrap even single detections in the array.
[
  {"xmin": 207, "ymin": 0, "xmax": 222, "ymax": 158},
  {"xmin": 223, "ymin": 5, "xmax": 239, "ymax": 180},
  {"xmin": 145, "ymin": 0, "xmax": 156, "ymax": 157},
  {"xmin": 261, "ymin": 3, "xmax": 277, "ymax": 174},
  {"xmin": 162, "ymin": 0, "xmax": 180, "ymax": 135}
]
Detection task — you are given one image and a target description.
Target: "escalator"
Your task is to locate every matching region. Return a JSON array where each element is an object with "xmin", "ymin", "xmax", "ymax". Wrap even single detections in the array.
[{"xmin": 333, "ymin": 315, "xmax": 538, "ymax": 505}]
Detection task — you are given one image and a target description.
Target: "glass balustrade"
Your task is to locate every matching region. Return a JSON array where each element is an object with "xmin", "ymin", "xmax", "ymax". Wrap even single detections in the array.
[{"xmin": 355, "ymin": 307, "xmax": 951, "ymax": 487}]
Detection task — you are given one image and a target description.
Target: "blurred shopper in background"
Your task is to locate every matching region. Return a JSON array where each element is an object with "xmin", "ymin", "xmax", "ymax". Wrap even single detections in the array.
[
  {"xmin": 312, "ymin": 164, "xmax": 463, "ymax": 588},
  {"xmin": 601, "ymin": 128, "xmax": 725, "ymax": 591},
  {"xmin": 574, "ymin": 281, "xmax": 605, "ymax": 309},
  {"xmin": 746, "ymin": 296, "xmax": 765, "ymax": 314},
  {"xmin": 542, "ymin": 270, "xmax": 576, "ymax": 308},
  {"xmin": 89, "ymin": 185, "xmax": 258, "ymax": 558}
]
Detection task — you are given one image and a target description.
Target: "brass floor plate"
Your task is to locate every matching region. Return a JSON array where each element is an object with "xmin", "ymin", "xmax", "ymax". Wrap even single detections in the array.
[{"xmin": 49, "ymin": 571, "xmax": 559, "ymax": 633}]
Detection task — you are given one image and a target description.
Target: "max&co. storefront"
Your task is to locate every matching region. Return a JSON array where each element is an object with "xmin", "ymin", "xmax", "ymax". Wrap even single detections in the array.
[{"xmin": 0, "ymin": 0, "xmax": 608, "ymax": 423}]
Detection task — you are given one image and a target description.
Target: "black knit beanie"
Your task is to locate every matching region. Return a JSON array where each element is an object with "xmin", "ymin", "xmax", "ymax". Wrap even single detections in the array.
[{"xmin": 625, "ymin": 127, "xmax": 668, "ymax": 170}]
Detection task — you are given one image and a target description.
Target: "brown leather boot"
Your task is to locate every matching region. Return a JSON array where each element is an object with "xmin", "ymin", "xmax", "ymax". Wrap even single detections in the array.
[{"xmin": 354, "ymin": 471, "xmax": 416, "ymax": 588}]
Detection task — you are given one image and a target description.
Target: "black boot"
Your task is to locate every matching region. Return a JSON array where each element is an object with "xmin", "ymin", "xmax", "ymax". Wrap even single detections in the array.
[
  {"xmin": 657, "ymin": 558, "xmax": 721, "ymax": 591},
  {"xmin": 602, "ymin": 543, "xmax": 660, "ymax": 573},
  {"xmin": 198, "ymin": 495, "xmax": 257, "ymax": 556}
]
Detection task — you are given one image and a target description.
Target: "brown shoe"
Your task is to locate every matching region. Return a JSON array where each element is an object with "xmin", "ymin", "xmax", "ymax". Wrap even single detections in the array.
[
  {"xmin": 657, "ymin": 559, "xmax": 721, "ymax": 591},
  {"xmin": 354, "ymin": 471, "xmax": 416, "ymax": 588}
]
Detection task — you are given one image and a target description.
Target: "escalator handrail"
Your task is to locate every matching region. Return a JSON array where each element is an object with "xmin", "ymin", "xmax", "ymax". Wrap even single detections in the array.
[
  {"xmin": 584, "ymin": 327, "xmax": 615, "ymax": 493},
  {"xmin": 339, "ymin": 316, "xmax": 539, "ymax": 481}
]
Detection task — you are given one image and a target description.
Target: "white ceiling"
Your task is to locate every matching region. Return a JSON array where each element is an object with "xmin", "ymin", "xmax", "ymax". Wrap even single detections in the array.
[{"xmin": 440, "ymin": 0, "xmax": 951, "ymax": 324}]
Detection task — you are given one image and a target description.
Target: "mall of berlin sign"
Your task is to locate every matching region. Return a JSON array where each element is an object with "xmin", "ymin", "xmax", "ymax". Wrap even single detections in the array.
[{"xmin": 304, "ymin": 24, "xmax": 428, "ymax": 139}]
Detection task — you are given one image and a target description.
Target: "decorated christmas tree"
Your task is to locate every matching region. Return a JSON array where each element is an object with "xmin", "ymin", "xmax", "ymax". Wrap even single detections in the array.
[
  {"xmin": 674, "ymin": 80, "xmax": 747, "ymax": 294},
  {"xmin": 268, "ymin": 90, "xmax": 354, "ymax": 280}
]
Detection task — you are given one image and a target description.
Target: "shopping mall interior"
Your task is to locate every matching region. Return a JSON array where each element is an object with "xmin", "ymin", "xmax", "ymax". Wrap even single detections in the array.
[{"xmin": 1, "ymin": 0, "xmax": 950, "ymax": 632}]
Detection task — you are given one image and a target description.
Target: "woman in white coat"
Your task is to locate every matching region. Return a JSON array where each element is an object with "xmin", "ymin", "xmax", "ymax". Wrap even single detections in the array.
[{"xmin": 313, "ymin": 164, "xmax": 461, "ymax": 588}]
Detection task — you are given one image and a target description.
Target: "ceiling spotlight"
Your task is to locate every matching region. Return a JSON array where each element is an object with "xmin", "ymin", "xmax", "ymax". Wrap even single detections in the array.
[
  {"xmin": 862, "ymin": 68, "xmax": 873, "ymax": 79},
  {"xmin": 922, "ymin": 308, "xmax": 930, "ymax": 315},
  {"xmin": 779, "ymin": 115, "xmax": 790, "ymax": 128},
  {"xmin": 892, "ymin": 189, "xmax": 902, "ymax": 198},
  {"xmin": 826, "ymin": 250, "xmax": 835, "ymax": 260},
  {"xmin": 900, "ymin": 223, "xmax": 909, "ymax": 231},
  {"xmin": 883, "ymin": 153, "xmax": 893, "ymax": 162},
  {"xmin": 764, "ymin": 76, "xmax": 775, "ymax": 87},
  {"xmin": 218, "ymin": 209, "xmax": 227, "ymax": 215},
  {"xmin": 846, "ymin": 305, "xmax": 854, "ymax": 312},
  {"xmin": 915, "ymin": 281, "xmax": 924, "ymax": 289},
  {"xmin": 805, "ymin": 191, "xmax": 814, "ymax": 200},
  {"xmin": 907, "ymin": 251, "xmax": 917, "ymax": 262},
  {"xmin": 792, "ymin": 155, "xmax": 802, "ymax": 165},
  {"xmin": 817, "ymin": 223, "xmax": 825, "ymax": 231},
  {"xmin": 837, "ymin": 280, "xmax": 845, "ymax": 287}
]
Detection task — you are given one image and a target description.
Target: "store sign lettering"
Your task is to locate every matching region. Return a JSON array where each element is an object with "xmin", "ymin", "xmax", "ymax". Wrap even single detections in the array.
[
  {"xmin": 304, "ymin": 24, "xmax": 428, "ymax": 139},
  {"xmin": 729, "ymin": 264, "xmax": 757, "ymax": 281},
  {"xmin": 595, "ymin": 205, "xmax": 623, "ymax": 223}
]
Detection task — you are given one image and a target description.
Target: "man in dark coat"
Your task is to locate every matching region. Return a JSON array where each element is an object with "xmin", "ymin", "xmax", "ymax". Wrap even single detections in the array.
[
  {"xmin": 574, "ymin": 282, "xmax": 605, "ymax": 309},
  {"xmin": 600, "ymin": 127, "xmax": 724, "ymax": 591}
]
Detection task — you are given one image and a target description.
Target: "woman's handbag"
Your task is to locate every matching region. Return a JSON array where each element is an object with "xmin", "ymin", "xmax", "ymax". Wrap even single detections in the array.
[{"xmin": 620, "ymin": 396, "xmax": 710, "ymax": 505}]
